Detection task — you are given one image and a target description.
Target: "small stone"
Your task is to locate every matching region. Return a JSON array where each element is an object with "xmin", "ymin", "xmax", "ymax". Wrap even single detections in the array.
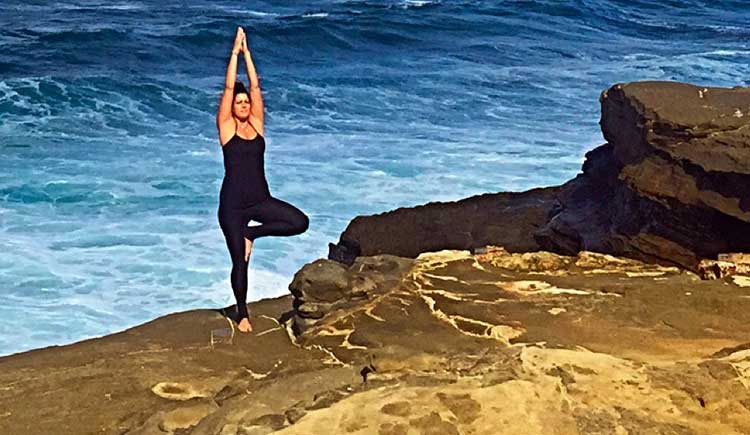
[{"xmin": 548, "ymin": 307, "xmax": 566, "ymax": 315}]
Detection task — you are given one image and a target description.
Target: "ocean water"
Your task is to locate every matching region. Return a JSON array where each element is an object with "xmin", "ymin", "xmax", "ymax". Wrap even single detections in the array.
[{"xmin": 1, "ymin": 0, "xmax": 748, "ymax": 357}]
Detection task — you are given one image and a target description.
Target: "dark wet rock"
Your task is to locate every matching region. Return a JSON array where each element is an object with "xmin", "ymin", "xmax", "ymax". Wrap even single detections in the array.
[
  {"xmin": 329, "ymin": 188, "xmax": 560, "ymax": 260},
  {"xmin": 289, "ymin": 259, "xmax": 349, "ymax": 303},
  {"xmin": 539, "ymin": 82, "xmax": 750, "ymax": 269},
  {"xmin": 328, "ymin": 239, "xmax": 361, "ymax": 266},
  {"xmin": 330, "ymin": 82, "xmax": 750, "ymax": 271},
  {"xmin": 288, "ymin": 255, "xmax": 413, "ymax": 335}
]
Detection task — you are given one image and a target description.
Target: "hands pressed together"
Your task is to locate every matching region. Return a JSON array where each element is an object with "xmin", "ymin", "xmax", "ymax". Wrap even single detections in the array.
[
  {"xmin": 226, "ymin": 25, "xmax": 260, "ymax": 91},
  {"xmin": 232, "ymin": 26, "xmax": 251, "ymax": 56}
]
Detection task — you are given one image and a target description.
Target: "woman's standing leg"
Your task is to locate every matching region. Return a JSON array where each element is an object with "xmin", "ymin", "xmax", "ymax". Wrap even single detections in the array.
[
  {"xmin": 244, "ymin": 197, "xmax": 309, "ymax": 241},
  {"xmin": 218, "ymin": 206, "xmax": 253, "ymax": 328}
]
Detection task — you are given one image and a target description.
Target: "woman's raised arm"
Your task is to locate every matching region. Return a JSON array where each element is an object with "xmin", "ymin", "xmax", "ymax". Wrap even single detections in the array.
[
  {"xmin": 216, "ymin": 27, "xmax": 245, "ymax": 131},
  {"xmin": 241, "ymin": 34, "xmax": 264, "ymax": 133}
]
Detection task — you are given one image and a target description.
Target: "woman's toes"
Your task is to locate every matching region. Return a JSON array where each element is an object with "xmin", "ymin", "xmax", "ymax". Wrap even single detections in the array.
[{"xmin": 238, "ymin": 317, "xmax": 253, "ymax": 333}]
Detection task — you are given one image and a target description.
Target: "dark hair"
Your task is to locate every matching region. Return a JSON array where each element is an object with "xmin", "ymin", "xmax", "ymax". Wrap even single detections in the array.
[{"xmin": 233, "ymin": 81, "xmax": 249, "ymax": 100}]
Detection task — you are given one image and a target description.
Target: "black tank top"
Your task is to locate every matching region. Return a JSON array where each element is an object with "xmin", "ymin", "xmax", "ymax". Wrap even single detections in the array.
[{"xmin": 220, "ymin": 126, "xmax": 271, "ymax": 207}]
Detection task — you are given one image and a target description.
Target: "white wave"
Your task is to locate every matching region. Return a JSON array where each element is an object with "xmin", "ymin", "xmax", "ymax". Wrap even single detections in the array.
[
  {"xmin": 302, "ymin": 12, "xmax": 329, "ymax": 18},
  {"xmin": 700, "ymin": 49, "xmax": 750, "ymax": 57},
  {"xmin": 706, "ymin": 24, "xmax": 746, "ymax": 34},
  {"xmin": 246, "ymin": 10, "xmax": 277, "ymax": 17},
  {"xmin": 97, "ymin": 4, "xmax": 145, "ymax": 11},
  {"xmin": 186, "ymin": 150, "xmax": 211, "ymax": 156},
  {"xmin": 51, "ymin": 2, "xmax": 145, "ymax": 11},
  {"xmin": 401, "ymin": 0, "xmax": 440, "ymax": 8},
  {"xmin": 210, "ymin": 6, "xmax": 278, "ymax": 17}
]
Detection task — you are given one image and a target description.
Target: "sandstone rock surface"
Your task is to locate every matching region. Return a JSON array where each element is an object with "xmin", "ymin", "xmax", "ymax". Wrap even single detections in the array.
[{"xmin": 3, "ymin": 249, "xmax": 750, "ymax": 434}]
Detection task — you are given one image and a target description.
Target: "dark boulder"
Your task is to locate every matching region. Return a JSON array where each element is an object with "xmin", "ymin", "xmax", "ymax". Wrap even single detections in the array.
[
  {"xmin": 288, "ymin": 255, "xmax": 413, "ymax": 335},
  {"xmin": 329, "ymin": 188, "xmax": 560, "ymax": 260},
  {"xmin": 538, "ymin": 82, "xmax": 750, "ymax": 269}
]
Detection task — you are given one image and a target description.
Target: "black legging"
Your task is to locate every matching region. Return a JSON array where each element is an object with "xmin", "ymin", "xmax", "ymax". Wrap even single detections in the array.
[{"xmin": 218, "ymin": 196, "xmax": 309, "ymax": 321}]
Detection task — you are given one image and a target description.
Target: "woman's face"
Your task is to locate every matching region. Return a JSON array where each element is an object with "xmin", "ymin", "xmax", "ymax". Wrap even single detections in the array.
[{"xmin": 233, "ymin": 93, "xmax": 250, "ymax": 119}]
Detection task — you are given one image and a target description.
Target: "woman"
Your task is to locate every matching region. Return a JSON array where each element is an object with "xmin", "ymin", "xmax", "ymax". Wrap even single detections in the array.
[{"xmin": 217, "ymin": 27, "xmax": 309, "ymax": 333}]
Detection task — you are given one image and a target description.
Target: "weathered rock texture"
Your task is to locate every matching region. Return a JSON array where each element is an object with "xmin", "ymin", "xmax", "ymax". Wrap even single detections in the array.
[
  {"xmin": 330, "ymin": 188, "xmax": 560, "ymax": 260},
  {"xmin": 3, "ymin": 248, "xmax": 750, "ymax": 434},
  {"xmin": 331, "ymin": 82, "xmax": 750, "ymax": 270},
  {"xmin": 288, "ymin": 255, "xmax": 413, "ymax": 335},
  {"xmin": 539, "ymin": 82, "xmax": 750, "ymax": 269}
]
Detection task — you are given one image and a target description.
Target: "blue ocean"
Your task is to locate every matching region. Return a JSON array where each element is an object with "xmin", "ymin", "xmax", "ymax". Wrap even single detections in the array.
[{"xmin": 1, "ymin": 0, "xmax": 748, "ymax": 356}]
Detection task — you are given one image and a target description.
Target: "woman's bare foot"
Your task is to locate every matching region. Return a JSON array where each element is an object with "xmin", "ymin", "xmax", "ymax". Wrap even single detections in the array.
[
  {"xmin": 238, "ymin": 317, "xmax": 253, "ymax": 333},
  {"xmin": 244, "ymin": 237, "xmax": 253, "ymax": 262}
]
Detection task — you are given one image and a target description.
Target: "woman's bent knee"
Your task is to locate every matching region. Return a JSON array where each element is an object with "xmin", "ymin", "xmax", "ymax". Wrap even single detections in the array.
[{"xmin": 295, "ymin": 213, "xmax": 309, "ymax": 234}]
